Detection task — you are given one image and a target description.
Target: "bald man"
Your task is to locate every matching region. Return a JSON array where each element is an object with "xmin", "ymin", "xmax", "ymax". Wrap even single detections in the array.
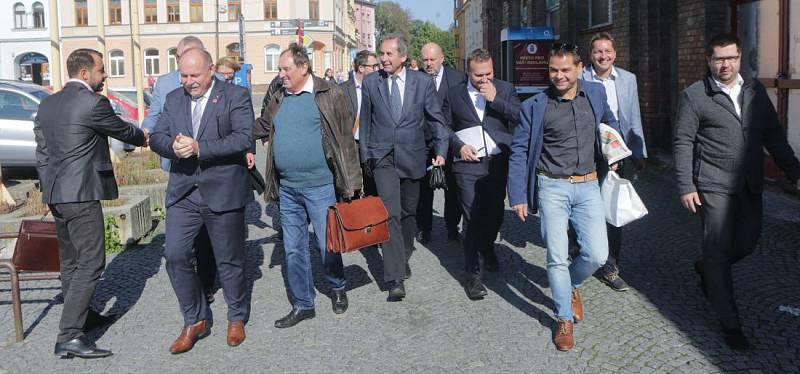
[
  {"xmin": 150, "ymin": 48, "xmax": 254, "ymax": 354},
  {"xmin": 415, "ymin": 42, "xmax": 466, "ymax": 244}
]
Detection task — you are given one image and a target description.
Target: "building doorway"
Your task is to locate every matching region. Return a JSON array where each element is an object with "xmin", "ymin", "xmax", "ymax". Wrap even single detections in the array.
[{"xmin": 16, "ymin": 52, "xmax": 49, "ymax": 86}]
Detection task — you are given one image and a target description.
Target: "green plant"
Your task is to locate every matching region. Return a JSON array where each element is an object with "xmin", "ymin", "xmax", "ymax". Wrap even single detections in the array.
[
  {"xmin": 154, "ymin": 204, "xmax": 166, "ymax": 221},
  {"xmin": 104, "ymin": 216, "xmax": 124, "ymax": 254}
]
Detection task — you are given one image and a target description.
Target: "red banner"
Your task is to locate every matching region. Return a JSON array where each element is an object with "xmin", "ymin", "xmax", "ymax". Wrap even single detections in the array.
[{"xmin": 512, "ymin": 41, "xmax": 552, "ymax": 87}]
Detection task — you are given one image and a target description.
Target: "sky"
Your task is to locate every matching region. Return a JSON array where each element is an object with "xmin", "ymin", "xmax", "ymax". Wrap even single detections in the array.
[{"xmin": 380, "ymin": 0, "xmax": 455, "ymax": 30}]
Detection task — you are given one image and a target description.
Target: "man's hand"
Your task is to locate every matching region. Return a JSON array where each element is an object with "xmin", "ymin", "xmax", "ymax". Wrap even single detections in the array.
[
  {"xmin": 679, "ymin": 192, "xmax": 702, "ymax": 214},
  {"xmin": 459, "ymin": 144, "xmax": 480, "ymax": 162},
  {"xmin": 246, "ymin": 152, "xmax": 255, "ymax": 169},
  {"xmin": 513, "ymin": 204, "xmax": 528, "ymax": 222},
  {"xmin": 432, "ymin": 155, "xmax": 446, "ymax": 166},
  {"xmin": 609, "ymin": 162, "xmax": 620, "ymax": 171},
  {"xmin": 173, "ymin": 133, "xmax": 198, "ymax": 158},
  {"xmin": 478, "ymin": 80, "xmax": 497, "ymax": 102},
  {"xmin": 142, "ymin": 128, "xmax": 150, "ymax": 147}
]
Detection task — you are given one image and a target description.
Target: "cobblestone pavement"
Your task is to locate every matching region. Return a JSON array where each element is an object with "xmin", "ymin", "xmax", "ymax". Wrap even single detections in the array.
[{"xmin": 1, "ymin": 164, "xmax": 799, "ymax": 373}]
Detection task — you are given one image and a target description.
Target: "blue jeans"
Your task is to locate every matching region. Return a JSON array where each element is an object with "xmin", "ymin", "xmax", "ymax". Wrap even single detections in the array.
[
  {"xmin": 537, "ymin": 175, "xmax": 608, "ymax": 321},
  {"xmin": 279, "ymin": 183, "xmax": 345, "ymax": 310}
]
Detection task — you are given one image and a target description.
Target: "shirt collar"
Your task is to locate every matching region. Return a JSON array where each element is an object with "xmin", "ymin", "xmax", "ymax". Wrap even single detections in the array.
[
  {"xmin": 547, "ymin": 81, "xmax": 586, "ymax": 101},
  {"xmin": 288, "ymin": 75, "xmax": 314, "ymax": 95},
  {"xmin": 67, "ymin": 78, "xmax": 94, "ymax": 92},
  {"xmin": 391, "ymin": 67, "xmax": 406, "ymax": 83},
  {"xmin": 591, "ymin": 65, "xmax": 617, "ymax": 81},
  {"xmin": 713, "ymin": 74, "xmax": 744, "ymax": 91},
  {"xmin": 467, "ymin": 80, "xmax": 480, "ymax": 95},
  {"xmin": 193, "ymin": 79, "xmax": 215, "ymax": 101},
  {"xmin": 354, "ymin": 76, "xmax": 362, "ymax": 88}
]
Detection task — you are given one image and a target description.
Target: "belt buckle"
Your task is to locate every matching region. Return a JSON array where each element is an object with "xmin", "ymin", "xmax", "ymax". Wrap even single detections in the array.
[{"xmin": 568, "ymin": 175, "xmax": 575, "ymax": 184}]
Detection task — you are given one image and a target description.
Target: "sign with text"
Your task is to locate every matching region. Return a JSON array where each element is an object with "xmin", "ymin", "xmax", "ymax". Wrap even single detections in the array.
[{"xmin": 512, "ymin": 41, "xmax": 552, "ymax": 88}]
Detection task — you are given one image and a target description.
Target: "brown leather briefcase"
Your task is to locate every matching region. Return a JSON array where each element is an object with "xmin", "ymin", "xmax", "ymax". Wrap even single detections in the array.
[
  {"xmin": 326, "ymin": 196, "xmax": 389, "ymax": 253},
  {"xmin": 11, "ymin": 219, "xmax": 60, "ymax": 272}
]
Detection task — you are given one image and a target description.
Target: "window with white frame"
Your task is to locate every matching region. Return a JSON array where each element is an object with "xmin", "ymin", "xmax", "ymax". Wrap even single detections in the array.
[
  {"xmin": 109, "ymin": 50, "xmax": 125, "ymax": 77},
  {"xmin": 14, "ymin": 3, "xmax": 26, "ymax": 29},
  {"xmin": 167, "ymin": 48, "xmax": 178, "ymax": 72},
  {"xmin": 144, "ymin": 49, "xmax": 160, "ymax": 76},
  {"xmin": 589, "ymin": 0, "xmax": 612, "ymax": 27},
  {"xmin": 264, "ymin": 44, "xmax": 279, "ymax": 72},
  {"xmin": 33, "ymin": 2, "xmax": 45, "ymax": 28}
]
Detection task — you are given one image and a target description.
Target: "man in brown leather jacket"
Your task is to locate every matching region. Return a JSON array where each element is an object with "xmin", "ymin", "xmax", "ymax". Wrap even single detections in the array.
[{"xmin": 253, "ymin": 43, "xmax": 362, "ymax": 328}]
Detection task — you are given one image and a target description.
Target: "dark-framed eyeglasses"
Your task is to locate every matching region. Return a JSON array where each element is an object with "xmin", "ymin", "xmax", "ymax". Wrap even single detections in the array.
[{"xmin": 551, "ymin": 43, "xmax": 579, "ymax": 53}]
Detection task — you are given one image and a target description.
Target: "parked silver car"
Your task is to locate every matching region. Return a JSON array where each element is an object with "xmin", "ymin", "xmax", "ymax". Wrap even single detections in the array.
[{"xmin": 0, "ymin": 80, "xmax": 137, "ymax": 169}]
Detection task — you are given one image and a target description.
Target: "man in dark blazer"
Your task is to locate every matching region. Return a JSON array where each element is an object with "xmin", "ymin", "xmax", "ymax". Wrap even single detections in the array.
[
  {"xmin": 149, "ymin": 48, "xmax": 254, "ymax": 354},
  {"xmin": 34, "ymin": 48, "xmax": 146, "ymax": 359},
  {"xmin": 359, "ymin": 34, "xmax": 451, "ymax": 300},
  {"xmin": 416, "ymin": 42, "xmax": 466, "ymax": 244},
  {"xmin": 673, "ymin": 33, "xmax": 800, "ymax": 350},
  {"xmin": 444, "ymin": 48, "xmax": 520, "ymax": 299}
]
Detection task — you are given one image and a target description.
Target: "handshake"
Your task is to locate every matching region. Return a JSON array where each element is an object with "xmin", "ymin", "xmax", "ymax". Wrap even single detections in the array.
[{"xmin": 172, "ymin": 132, "xmax": 199, "ymax": 158}]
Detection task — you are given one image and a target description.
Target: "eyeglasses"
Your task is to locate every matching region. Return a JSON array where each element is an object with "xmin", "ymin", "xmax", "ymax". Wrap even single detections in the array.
[
  {"xmin": 551, "ymin": 43, "xmax": 579, "ymax": 53},
  {"xmin": 710, "ymin": 55, "xmax": 740, "ymax": 65},
  {"xmin": 361, "ymin": 64, "xmax": 381, "ymax": 70}
]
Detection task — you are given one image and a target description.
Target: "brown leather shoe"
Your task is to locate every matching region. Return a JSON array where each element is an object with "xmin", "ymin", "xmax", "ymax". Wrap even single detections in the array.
[
  {"xmin": 572, "ymin": 288, "xmax": 583, "ymax": 323},
  {"xmin": 169, "ymin": 320, "xmax": 210, "ymax": 354},
  {"xmin": 554, "ymin": 319, "xmax": 575, "ymax": 351},
  {"xmin": 227, "ymin": 320, "xmax": 246, "ymax": 347}
]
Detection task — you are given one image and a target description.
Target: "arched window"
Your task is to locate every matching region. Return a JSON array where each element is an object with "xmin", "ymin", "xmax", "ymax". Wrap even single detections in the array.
[
  {"xmin": 14, "ymin": 3, "xmax": 26, "ymax": 29},
  {"xmin": 144, "ymin": 49, "xmax": 160, "ymax": 76},
  {"xmin": 32, "ymin": 2, "xmax": 45, "ymax": 28},
  {"xmin": 264, "ymin": 44, "xmax": 280, "ymax": 72},
  {"xmin": 167, "ymin": 48, "xmax": 178, "ymax": 72},
  {"xmin": 109, "ymin": 50, "xmax": 125, "ymax": 77}
]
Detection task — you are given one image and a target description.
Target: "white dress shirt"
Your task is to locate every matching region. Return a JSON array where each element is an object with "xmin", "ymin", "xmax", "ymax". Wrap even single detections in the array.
[
  {"xmin": 354, "ymin": 76, "xmax": 363, "ymax": 140},
  {"xmin": 190, "ymin": 80, "xmax": 216, "ymax": 121},
  {"xmin": 467, "ymin": 80, "xmax": 486, "ymax": 121},
  {"xmin": 713, "ymin": 74, "xmax": 744, "ymax": 117},
  {"xmin": 590, "ymin": 65, "xmax": 620, "ymax": 120},
  {"xmin": 387, "ymin": 67, "xmax": 406, "ymax": 106},
  {"xmin": 66, "ymin": 78, "xmax": 94, "ymax": 92},
  {"xmin": 433, "ymin": 68, "xmax": 444, "ymax": 91}
]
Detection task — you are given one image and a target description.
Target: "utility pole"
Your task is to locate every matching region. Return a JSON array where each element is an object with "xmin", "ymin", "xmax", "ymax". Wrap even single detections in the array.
[
  {"xmin": 129, "ymin": 0, "xmax": 145, "ymax": 123},
  {"xmin": 47, "ymin": 0, "xmax": 61, "ymax": 91},
  {"xmin": 95, "ymin": 0, "xmax": 107, "ymax": 95}
]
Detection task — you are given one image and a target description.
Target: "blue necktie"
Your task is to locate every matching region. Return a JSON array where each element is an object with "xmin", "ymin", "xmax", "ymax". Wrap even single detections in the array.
[{"xmin": 390, "ymin": 75, "xmax": 402, "ymax": 122}]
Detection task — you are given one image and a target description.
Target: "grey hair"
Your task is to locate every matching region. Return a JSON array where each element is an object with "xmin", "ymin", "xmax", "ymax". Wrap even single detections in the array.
[{"xmin": 381, "ymin": 33, "xmax": 408, "ymax": 57}]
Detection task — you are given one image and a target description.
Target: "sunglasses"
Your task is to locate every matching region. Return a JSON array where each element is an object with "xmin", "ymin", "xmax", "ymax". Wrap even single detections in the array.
[{"xmin": 551, "ymin": 43, "xmax": 579, "ymax": 53}]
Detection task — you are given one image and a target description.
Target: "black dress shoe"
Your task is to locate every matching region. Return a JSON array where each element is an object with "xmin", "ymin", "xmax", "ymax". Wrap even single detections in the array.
[
  {"xmin": 54, "ymin": 337, "xmax": 113, "ymax": 359},
  {"xmin": 694, "ymin": 260, "xmax": 709, "ymax": 299},
  {"xmin": 331, "ymin": 289, "xmax": 348, "ymax": 314},
  {"xmin": 416, "ymin": 230, "xmax": 431, "ymax": 244},
  {"xmin": 387, "ymin": 281, "xmax": 406, "ymax": 301},
  {"xmin": 465, "ymin": 278, "xmax": 488, "ymax": 300},
  {"xmin": 723, "ymin": 328, "xmax": 750, "ymax": 350},
  {"xmin": 274, "ymin": 308, "xmax": 315, "ymax": 328},
  {"xmin": 84, "ymin": 310, "xmax": 117, "ymax": 330}
]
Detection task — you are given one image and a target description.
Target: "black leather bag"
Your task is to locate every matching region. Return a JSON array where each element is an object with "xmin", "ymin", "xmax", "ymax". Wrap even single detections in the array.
[{"xmin": 428, "ymin": 166, "xmax": 447, "ymax": 190}]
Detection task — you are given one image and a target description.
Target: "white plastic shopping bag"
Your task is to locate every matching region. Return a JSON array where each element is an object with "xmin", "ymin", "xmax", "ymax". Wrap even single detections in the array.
[{"xmin": 601, "ymin": 171, "xmax": 648, "ymax": 227}]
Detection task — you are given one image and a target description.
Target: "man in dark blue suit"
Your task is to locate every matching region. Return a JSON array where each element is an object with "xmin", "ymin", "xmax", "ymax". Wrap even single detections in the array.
[
  {"xmin": 149, "ymin": 48, "xmax": 253, "ymax": 354},
  {"xmin": 359, "ymin": 34, "xmax": 451, "ymax": 300},
  {"xmin": 444, "ymin": 48, "xmax": 520, "ymax": 300},
  {"xmin": 415, "ymin": 42, "xmax": 466, "ymax": 244},
  {"xmin": 507, "ymin": 44, "xmax": 620, "ymax": 351}
]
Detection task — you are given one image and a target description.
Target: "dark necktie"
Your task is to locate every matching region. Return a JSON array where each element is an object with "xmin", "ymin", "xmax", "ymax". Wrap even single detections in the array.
[{"xmin": 390, "ymin": 75, "xmax": 402, "ymax": 122}]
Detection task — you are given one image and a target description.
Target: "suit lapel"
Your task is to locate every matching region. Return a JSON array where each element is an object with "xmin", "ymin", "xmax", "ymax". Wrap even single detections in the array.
[
  {"xmin": 459, "ymin": 86, "xmax": 482, "ymax": 123},
  {"xmin": 401, "ymin": 71, "xmax": 415, "ymax": 120},
  {"xmin": 376, "ymin": 73, "xmax": 392, "ymax": 119},
  {"xmin": 196, "ymin": 80, "xmax": 225, "ymax": 139},
  {"xmin": 712, "ymin": 94, "xmax": 740, "ymax": 122}
]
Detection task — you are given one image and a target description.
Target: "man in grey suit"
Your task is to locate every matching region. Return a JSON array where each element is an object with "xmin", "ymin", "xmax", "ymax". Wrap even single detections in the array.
[
  {"xmin": 149, "ymin": 48, "xmax": 254, "ymax": 353},
  {"xmin": 35, "ymin": 49, "xmax": 146, "ymax": 358},
  {"xmin": 581, "ymin": 32, "xmax": 647, "ymax": 291},
  {"xmin": 674, "ymin": 33, "xmax": 800, "ymax": 350},
  {"xmin": 359, "ymin": 34, "xmax": 451, "ymax": 300}
]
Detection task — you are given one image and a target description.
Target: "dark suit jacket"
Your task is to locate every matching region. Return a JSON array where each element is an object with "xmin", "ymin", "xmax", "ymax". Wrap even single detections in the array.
[
  {"xmin": 150, "ymin": 78, "xmax": 254, "ymax": 212},
  {"xmin": 425, "ymin": 66, "xmax": 466, "ymax": 151},
  {"xmin": 34, "ymin": 81, "xmax": 145, "ymax": 204},
  {"xmin": 507, "ymin": 81, "xmax": 621, "ymax": 213},
  {"xmin": 358, "ymin": 69, "xmax": 451, "ymax": 179},
  {"xmin": 341, "ymin": 78, "xmax": 360, "ymax": 120},
  {"xmin": 445, "ymin": 78, "xmax": 520, "ymax": 176},
  {"xmin": 674, "ymin": 74, "xmax": 800, "ymax": 195}
]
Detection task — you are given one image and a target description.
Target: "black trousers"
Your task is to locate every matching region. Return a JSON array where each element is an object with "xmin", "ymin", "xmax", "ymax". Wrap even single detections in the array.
[
  {"xmin": 372, "ymin": 154, "xmax": 420, "ymax": 283},
  {"xmin": 454, "ymin": 156, "xmax": 507, "ymax": 278},
  {"xmin": 699, "ymin": 190, "xmax": 762, "ymax": 330},
  {"xmin": 50, "ymin": 201, "xmax": 105, "ymax": 343},
  {"xmin": 164, "ymin": 188, "xmax": 249, "ymax": 326},
  {"xmin": 416, "ymin": 164, "xmax": 461, "ymax": 234}
]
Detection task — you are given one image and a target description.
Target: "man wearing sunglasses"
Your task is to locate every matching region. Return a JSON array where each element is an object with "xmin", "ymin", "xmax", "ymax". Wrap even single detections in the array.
[
  {"xmin": 508, "ymin": 43, "xmax": 621, "ymax": 351},
  {"xmin": 674, "ymin": 33, "xmax": 800, "ymax": 350}
]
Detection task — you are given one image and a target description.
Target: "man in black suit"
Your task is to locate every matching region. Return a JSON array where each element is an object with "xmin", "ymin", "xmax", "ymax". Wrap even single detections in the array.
[
  {"xmin": 342, "ymin": 50, "xmax": 379, "ymax": 195},
  {"xmin": 359, "ymin": 34, "xmax": 451, "ymax": 300},
  {"xmin": 416, "ymin": 42, "xmax": 466, "ymax": 244},
  {"xmin": 444, "ymin": 48, "xmax": 520, "ymax": 299},
  {"xmin": 34, "ymin": 48, "xmax": 146, "ymax": 359},
  {"xmin": 149, "ymin": 48, "xmax": 254, "ymax": 354},
  {"xmin": 674, "ymin": 33, "xmax": 800, "ymax": 350}
]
